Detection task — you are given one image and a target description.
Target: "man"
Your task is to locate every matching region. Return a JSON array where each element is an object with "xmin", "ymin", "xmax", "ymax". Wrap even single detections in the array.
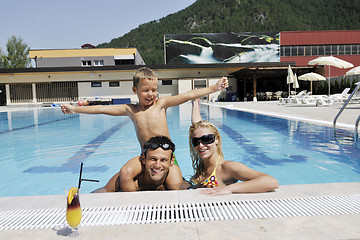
[{"xmin": 92, "ymin": 136, "xmax": 178, "ymax": 192}]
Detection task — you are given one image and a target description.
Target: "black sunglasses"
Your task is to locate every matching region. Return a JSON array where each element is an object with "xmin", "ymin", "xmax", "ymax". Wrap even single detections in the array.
[
  {"xmin": 191, "ymin": 134, "xmax": 216, "ymax": 147},
  {"xmin": 142, "ymin": 142, "xmax": 175, "ymax": 155}
]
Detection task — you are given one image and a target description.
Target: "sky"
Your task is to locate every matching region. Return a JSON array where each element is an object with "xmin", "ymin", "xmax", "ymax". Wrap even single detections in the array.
[{"xmin": 0, "ymin": 0, "xmax": 197, "ymax": 52}]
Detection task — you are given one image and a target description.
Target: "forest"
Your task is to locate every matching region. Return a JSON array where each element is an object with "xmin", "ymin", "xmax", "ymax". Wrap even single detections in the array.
[{"xmin": 97, "ymin": 0, "xmax": 360, "ymax": 65}]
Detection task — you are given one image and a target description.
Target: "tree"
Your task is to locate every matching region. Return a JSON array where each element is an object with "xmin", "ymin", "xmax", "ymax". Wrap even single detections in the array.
[
  {"xmin": 0, "ymin": 48, "xmax": 4, "ymax": 68},
  {"xmin": 1, "ymin": 36, "xmax": 31, "ymax": 68}
]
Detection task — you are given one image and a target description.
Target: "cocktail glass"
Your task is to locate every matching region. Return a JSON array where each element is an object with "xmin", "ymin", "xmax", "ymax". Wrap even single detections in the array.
[{"xmin": 66, "ymin": 187, "xmax": 82, "ymax": 236}]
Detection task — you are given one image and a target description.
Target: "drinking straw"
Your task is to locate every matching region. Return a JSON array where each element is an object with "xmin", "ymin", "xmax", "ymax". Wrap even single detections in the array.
[{"xmin": 78, "ymin": 162, "xmax": 99, "ymax": 189}]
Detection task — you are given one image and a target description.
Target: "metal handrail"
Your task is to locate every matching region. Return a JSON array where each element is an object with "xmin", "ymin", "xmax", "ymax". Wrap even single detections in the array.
[
  {"xmin": 333, "ymin": 82, "xmax": 360, "ymax": 141},
  {"xmin": 355, "ymin": 114, "xmax": 360, "ymax": 142}
]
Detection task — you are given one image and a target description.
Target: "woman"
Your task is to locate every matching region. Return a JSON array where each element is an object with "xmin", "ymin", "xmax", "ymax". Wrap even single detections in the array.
[{"xmin": 189, "ymin": 99, "xmax": 279, "ymax": 195}]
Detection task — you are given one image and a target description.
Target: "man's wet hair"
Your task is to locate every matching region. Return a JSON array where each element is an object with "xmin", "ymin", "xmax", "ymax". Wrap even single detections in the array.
[{"xmin": 142, "ymin": 136, "xmax": 175, "ymax": 156}]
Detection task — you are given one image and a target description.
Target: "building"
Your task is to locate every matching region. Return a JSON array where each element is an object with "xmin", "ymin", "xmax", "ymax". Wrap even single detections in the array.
[
  {"xmin": 0, "ymin": 30, "xmax": 359, "ymax": 106},
  {"xmin": 29, "ymin": 44, "xmax": 145, "ymax": 68},
  {"xmin": 280, "ymin": 30, "xmax": 360, "ymax": 77}
]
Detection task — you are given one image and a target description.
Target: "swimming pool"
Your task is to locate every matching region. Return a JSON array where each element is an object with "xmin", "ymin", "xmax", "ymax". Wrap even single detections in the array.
[{"xmin": 1, "ymin": 103, "xmax": 359, "ymax": 197}]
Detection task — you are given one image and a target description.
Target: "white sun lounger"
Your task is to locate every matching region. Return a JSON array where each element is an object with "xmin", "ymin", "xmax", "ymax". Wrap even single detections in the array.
[
  {"xmin": 330, "ymin": 88, "xmax": 351, "ymax": 103},
  {"xmin": 279, "ymin": 90, "xmax": 307, "ymax": 104}
]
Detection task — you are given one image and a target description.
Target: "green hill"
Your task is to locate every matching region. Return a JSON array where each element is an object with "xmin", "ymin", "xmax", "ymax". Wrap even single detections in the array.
[{"xmin": 97, "ymin": 0, "xmax": 360, "ymax": 65}]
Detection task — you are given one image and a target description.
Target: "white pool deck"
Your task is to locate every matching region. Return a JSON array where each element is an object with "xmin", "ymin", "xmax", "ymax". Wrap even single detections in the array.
[{"xmin": 1, "ymin": 101, "xmax": 360, "ymax": 239}]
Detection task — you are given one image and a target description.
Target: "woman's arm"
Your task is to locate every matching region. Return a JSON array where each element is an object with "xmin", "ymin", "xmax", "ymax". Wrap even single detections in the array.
[
  {"xmin": 202, "ymin": 161, "xmax": 279, "ymax": 195},
  {"xmin": 191, "ymin": 98, "xmax": 202, "ymax": 123}
]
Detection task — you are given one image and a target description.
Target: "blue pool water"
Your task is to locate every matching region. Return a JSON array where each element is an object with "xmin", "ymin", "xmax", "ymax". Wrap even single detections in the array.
[{"xmin": 1, "ymin": 103, "xmax": 359, "ymax": 197}]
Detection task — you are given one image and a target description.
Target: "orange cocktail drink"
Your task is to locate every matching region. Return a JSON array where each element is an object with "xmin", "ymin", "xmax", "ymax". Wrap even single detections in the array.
[{"xmin": 66, "ymin": 187, "xmax": 82, "ymax": 230}]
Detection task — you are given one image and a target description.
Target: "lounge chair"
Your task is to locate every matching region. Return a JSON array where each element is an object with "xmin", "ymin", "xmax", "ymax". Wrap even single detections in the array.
[
  {"xmin": 279, "ymin": 90, "xmax": 307, "ymax": 104},
  {"xmin": 265, "ymin": 92, "xmax": 273, "ymax": 101},
  {"xmin": 336, "ymin": 88, "xmax": 360, "ymax": 104},
  {"xmin": 313, "ymin": 95, "xmax": 334, "ymax": 106},
  {"xmin": 294, "ymin": 94, "xmax": 333, "ymax": 106},
  {"xmin": 274, "ymin": 91, "xmax": 283, "ymax": 100},
  {"xmin": 330, "ymin": 88, "xmax": 351, "ymax": 103}
]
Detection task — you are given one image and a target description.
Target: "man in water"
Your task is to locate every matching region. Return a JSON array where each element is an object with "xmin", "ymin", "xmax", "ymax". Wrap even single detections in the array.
[{"xmin": 93, "ymin": 136, "xmax": 180, "ymax": 192}]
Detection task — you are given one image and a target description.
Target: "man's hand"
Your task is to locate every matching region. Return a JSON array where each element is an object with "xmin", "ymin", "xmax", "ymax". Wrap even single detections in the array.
[
  {"xmin": 215, "ymin": 77, "xmax": 229, "ymax": 91},
  {"xmin": 61, "ymin": 104, "xmax": 75, "ymax": 114}
]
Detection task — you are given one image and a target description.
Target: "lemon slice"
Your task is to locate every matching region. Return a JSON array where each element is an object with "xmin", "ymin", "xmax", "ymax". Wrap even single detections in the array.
[{"xmin": 67, "ymin": 187, "xmax": 78, "ymax": 204}]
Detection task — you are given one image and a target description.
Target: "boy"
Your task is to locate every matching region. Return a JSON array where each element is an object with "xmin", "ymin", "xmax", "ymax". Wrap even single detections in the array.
[{"xmin": 61, "ymin": 67, "xmax": 228, "ymax": 191}]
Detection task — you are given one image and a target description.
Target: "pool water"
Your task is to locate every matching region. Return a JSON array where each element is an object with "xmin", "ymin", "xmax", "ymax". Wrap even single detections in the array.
[{"xmin": 1, "ymin": 103, "xmax": 359, "ymax": 197}]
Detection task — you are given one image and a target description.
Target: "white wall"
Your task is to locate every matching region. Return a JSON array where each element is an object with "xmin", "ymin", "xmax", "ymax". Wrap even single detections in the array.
[
  {"xmin": 76, "ymin": 76, "xmax": 235, "ymax": 103},
  {"xmin": 78, "ymin": 81, "xmax": 136, "ymax": 101},
  {"xmin": 158, "ymin": 80, "xmax": 178, "ymax": 97}
]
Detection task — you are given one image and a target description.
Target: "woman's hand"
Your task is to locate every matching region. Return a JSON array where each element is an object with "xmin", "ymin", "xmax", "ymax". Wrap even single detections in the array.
[{"xmin": 200, "ymin": 185, "xmax": 232, "ymax": 196}]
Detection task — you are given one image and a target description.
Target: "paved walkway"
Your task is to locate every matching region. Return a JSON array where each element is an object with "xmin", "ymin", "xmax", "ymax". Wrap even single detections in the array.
[{"xmin": 206, "ymin": 101, "xmax": 360, "ymax": 130}]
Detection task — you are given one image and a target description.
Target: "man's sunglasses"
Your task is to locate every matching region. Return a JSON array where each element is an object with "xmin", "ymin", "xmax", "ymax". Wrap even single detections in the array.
[
  {"xmin": 142, "ymin": 142, "xmax": 175, "ymax": 155},
  {"xmin": 191, "ymin": 134, "xmax": 216, "ymax": 147}
]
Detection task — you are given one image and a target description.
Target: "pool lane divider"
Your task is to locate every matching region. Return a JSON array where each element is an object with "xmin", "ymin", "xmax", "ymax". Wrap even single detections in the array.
[
  {"xmin": 24, "ymin": 119, "xmax": 131, "ymax": 174},
  {"xmin": 0, "ymin": 114, "xmax": 79, "ymax": 135}
]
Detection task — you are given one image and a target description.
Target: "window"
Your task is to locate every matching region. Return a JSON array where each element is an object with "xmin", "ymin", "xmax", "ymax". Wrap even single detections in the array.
[
  {"xmin": 352, "ymin": 45, "xmax": 358, "ymax": 55},
  {"xmin": 331, "ymin": 45, "xmax": 338, "ymax": 55},
  {"xmin": 285, "ymin": 47, "xmax": 291, "ymax": 56},
  {"xmin": 338, "ymin": 45, "xmax": 345, "ymax": 55},
  {"xmin": 298, "ymin": 46, "xmax": 304, "ymax": 56},
  {"xmin": 193, "ymin": 79, "xmax": 207, "ymax": 89},
  {"xmin": 325, "ymin": 45, "xmax": 332, "ymax": 55},
  {"xmin": 115, "ymin": 59, "xmax": 135, "ymax": 65},
  {"xmin": 94, "ymin": 60, "xmax": 104, "ymax": 66},
  {"xmin": 311, "ymin": 46, "xmax": 318, "ymax": 56},
  {"xmin": 91, "ymin": 82, "xmax": 102, "ymax": 87},
  {"xmin": 162, "ymin": 80, "xmax": 172, "ymax": 85},
  {"xmin": 345, "ymin": 45, "xmax": 352, "ymax": 55},
  {"xmin": 82, "ymin": 60, "xmax": 91, "ymax": 67},
  {"xmin": 109, "ymin": 81, "xmax": 120, "ymax": 87}
]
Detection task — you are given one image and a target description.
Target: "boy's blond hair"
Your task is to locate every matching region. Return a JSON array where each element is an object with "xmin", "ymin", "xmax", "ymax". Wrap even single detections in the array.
[{"xmin": 133, "ymin": 67, "xmax": 157, "ymax": 87}]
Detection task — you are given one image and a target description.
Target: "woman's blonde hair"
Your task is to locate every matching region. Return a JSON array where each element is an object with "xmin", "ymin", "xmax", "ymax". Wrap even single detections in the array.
[{"xmin": 189, "ymin": 121, "xmax": 223, "ymax": 179}]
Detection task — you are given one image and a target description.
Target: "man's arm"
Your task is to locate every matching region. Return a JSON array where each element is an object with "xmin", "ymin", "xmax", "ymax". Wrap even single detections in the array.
[
  {"xmin": 91, "ymin": 172, "xmax": 120, "ymax": 193},
  {"xmin": 61, "ymin": 103, "xmax": 129, "ymax": 116},
  {"xmin": 159, "ymin": 77, "xmax": 228, "ymax": 109}
]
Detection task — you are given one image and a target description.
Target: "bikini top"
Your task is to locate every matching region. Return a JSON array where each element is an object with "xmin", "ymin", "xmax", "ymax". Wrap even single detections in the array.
[{"xmin": 201, "ymin": 156, "xmax": 221, "ymax": 188}]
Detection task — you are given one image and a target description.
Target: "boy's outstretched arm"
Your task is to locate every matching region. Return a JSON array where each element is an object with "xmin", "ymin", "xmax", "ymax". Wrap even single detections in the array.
[
  {"xmin": 160, "ymin": 77, "xmax": 229, "ymax": 109},
  {"xmin": 61, "ymin": 103, "xmax": 128, "ymax": 116}
]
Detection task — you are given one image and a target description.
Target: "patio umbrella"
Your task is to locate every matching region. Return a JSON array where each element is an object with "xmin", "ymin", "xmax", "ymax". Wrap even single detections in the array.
[
  {"xmin": 298, "ymin": 72, "xmax": 326, "ymax": 93},
  {"xmin": 287, "ymin": 65, "xmax": 295, "ymax": 95},
  {"xmin": 346, "ymin": 66, "xmax": 360, "ymax": 75},
  {"xmin": 293, "ymin": 73, "xmax": 299, "ymax": 93},
  {"xmin": 308, "ymin": 56, "xmax": 354, "ymax": 95}
]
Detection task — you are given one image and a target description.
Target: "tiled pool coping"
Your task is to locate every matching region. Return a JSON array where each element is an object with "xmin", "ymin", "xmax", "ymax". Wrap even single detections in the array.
[{"xmin": 0, "ymin": 183, "xmax": 360, "ymax": 239}]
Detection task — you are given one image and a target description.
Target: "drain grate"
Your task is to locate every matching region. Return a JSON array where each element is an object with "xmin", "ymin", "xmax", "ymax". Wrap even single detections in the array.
[{"xmin": 1, "ymin": 194, "xmax": 360, "ymax": 230}]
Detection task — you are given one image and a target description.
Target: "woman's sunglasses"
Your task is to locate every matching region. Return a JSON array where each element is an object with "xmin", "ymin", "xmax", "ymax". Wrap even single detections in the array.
[{"xmin": 191, "ymin": 134, "xmax": 216, "ymax": 147}]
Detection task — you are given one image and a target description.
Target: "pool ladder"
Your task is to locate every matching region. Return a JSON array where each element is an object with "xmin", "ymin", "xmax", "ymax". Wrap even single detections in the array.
[{"xmin": 333, "ymin": 82, "xmax": 360, "ymax": 143}]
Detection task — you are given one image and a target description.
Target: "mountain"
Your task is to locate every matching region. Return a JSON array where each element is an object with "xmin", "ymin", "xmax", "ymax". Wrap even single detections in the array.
[{"xmin": 97, "ymin": 0, "xmax": 360, "ymax": 65}]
